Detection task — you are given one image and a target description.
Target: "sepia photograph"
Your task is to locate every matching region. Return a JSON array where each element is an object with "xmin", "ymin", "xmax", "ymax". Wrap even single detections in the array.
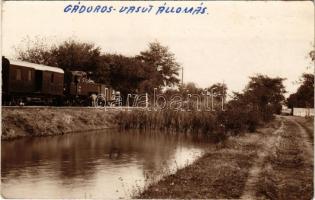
[{"xmin": 1, "ymin": 0, "xmax": 314, "ymax": 199}]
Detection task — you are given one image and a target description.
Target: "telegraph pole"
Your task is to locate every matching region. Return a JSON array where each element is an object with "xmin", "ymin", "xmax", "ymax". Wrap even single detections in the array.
[
  {"xmin": 181, "ymin": 67, "xmax": 184, "ymax": 85},
  {"xmin": 221, "ymin": 80, "xmax": 225, "ymax": 111}
]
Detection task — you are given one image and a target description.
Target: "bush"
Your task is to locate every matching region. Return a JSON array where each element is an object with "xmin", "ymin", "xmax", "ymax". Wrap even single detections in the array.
[{"xmin": 217, "ymin": 106, "xmax": 261, "ymax": 134}]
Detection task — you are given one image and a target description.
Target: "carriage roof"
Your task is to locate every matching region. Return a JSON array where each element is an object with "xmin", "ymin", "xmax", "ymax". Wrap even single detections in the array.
[{"xmin": 10, "ymin": 60, "xmax": 64, "ymax": 74}]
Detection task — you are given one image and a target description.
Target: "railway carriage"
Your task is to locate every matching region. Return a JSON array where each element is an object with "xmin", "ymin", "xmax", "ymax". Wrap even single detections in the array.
[{"xmin": 2, "ymin": 57, "xmax": 64, "ymax": 105}]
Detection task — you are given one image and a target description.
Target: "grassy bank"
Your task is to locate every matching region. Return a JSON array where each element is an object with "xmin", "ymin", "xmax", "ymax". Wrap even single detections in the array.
[
  {"xmin": 138, "ymin": 118, "xmax": 281, "ymax": 198},
  {"xmin": 2, "ymin": 107, "xmax": 118, "ymax": 140}
]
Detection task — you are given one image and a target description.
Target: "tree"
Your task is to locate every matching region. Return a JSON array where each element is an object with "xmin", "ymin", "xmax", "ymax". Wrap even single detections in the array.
[
  {"xmin": 287, "ymin": 50, "xmax": 314, "ymax": 109},
  {"xmin": 219, "ymin": 75, "xmax": 286, "ymax": 133},
  {"xmin": 287, "ymin": 73, "xmax": 314, "ymax": 108},
  {"xmin": 243, "ymin": 75, "xmax": 286, "ymax": 118},
  {"xmin": 227, "ymin": 75, "xmax": 286, "ymax": 122},
  {"xmin": 51, "ymin": 40, "xmax": 101, "ymax": 72},
  {"xmin": 180, "ymin": 82, "xmax": 203, "ymax": 94},
  {"xmin": 15, "ymin": 36, "xmax": 56, "ymax": 66},
  {"xmin": 137, "ymin": 42, "xmax": 180, "ymax": 90},
  {"xmin": 206, "ymin": 83, "xmax": 227, "ymax": 101},
  {"xmin": 103, "ymin": 54, "xmax": 149, "ymax": 98},
  {"xmin": 16, "ymin": 38, "xmax": 102, "ymax": 72},
  {"xmin": 15, "ymin": 37, "xmax": 109, "ymax": 84}
]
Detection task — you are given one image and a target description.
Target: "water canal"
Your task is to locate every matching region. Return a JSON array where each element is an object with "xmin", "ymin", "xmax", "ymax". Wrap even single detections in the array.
[{"xmin": 2, "ymin": 129, "xmax": 210, "ymax": 198}]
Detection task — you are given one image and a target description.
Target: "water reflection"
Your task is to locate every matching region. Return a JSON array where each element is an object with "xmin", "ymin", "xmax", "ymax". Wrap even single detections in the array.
[{"xmin": 2, "ymin": 129, "xmax": 208, "ymax": 198}]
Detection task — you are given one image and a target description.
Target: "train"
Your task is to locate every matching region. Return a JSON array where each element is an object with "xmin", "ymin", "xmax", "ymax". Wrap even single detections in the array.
[{"xmin": 1, "ymin": 56, "xmax": 119, "ymax": 106}]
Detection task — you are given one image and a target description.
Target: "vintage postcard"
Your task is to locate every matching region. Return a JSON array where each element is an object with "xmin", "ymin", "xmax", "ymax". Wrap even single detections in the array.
[{"xmin": 1, "ymin": 0, "xmax": 314, "ymax": 199}]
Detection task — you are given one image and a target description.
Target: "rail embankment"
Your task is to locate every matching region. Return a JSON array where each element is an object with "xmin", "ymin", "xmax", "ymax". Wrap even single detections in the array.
[{"xmin": 2, "ymin": 107, "xmax": 118, "ymax": 140}]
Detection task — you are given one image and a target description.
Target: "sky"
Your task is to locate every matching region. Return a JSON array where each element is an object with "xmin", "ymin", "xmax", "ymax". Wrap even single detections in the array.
[{"xmin": 1, "ymin": 1, "xmax": 314, "ymax": 97}]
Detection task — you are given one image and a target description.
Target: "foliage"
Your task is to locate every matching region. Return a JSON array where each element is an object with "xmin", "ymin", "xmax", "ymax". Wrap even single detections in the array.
[
  {"xmin": 206, "ymin": 83, "xmax": 227, "ymax": 101},
  {"xmin": 287, "ymin": 73, "xmax": 314, "ymax": 108},
  {"xmin": 117, "ymin": 75, "xmax": 285, "ymax": 138},
  {"xmin": 16, "ymin": 38, "xmax": 106, "ymax": 85},
  {"xmin": 117, "ymin": 75, "xmax": 285, "ymax": 137},
  {"xmin": 180, "ymin": 82, "xmax": 204, "ymax": 94},
  {"xmin": 163, "ymin": 82, "xmax": 226, "ymax": 98},
  {"xmin": 219, "ymin": 75, "xmax": 286, "ymax": 133},
  {"xmin": 102, "ymin": 54, "xmax": 149, "ymax": 97},
  {"xmin": 15, "ymin": 36, "xmax": 56, "ymax": 66},
  {"xmin": 16, "ymin": 38, "xmax": 102, "ymax": 72},
  {"xmin": 287, "ymin": 50, "xmax": 314, "ymax": 109},
  {"xmin": 51, "ymin": 40, "xmax": 102, "ymax": 72},
  {"xmin": 137, "ymin": 42, "xmax": 181, "ymax": 91},
  {"xmin": 243, "ymin": 75, "xmax": 286, "ymax": 117}
]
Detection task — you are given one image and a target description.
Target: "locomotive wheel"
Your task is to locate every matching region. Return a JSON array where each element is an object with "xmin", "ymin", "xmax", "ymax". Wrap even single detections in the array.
[{"xmin": 96, "ymin": 95, "xmax": 106, "ymax": 107}]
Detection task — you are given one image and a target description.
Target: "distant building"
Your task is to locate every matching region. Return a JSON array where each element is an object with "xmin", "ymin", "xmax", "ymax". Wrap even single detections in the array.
[{"xmin": 293, "ymin": 107, "xmax": 314, "ymax": 117}]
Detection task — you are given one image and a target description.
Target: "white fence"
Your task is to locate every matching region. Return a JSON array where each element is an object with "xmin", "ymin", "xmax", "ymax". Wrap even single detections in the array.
[{"xmin": 293, "ymin": 108, "xmax": 314, "ymax": 117}]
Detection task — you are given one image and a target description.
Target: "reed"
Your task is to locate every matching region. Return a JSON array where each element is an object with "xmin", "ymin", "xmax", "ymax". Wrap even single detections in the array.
[
  {"xmin": 115, "ymin": 106, "xmax": 262, "ymax": 141},
  {"xmin": 115, "ymin": 110, "xmax": 226, "ymax": 140}
]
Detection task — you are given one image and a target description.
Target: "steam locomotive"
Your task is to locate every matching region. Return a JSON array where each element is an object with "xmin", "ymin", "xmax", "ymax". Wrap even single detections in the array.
[{"xmin": 1, "ymin": 57, "xmax": 118, "ymax": 106}]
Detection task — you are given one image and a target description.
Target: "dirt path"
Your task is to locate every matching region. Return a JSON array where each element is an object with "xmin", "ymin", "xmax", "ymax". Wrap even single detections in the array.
[
  {"xmin": 287, "ymin": 117, "xmax": 313, "ymax": 160},
  {"xmin": 292, "ymin": 116, "xmax": 314, "ymax": 145},
  {"xmin": 255, "ymin": 116, "xmax": 313, "ymax": 200},
  {"xmin": 240, "ymin": 118, "xmax": 284, "ymax": 199}
]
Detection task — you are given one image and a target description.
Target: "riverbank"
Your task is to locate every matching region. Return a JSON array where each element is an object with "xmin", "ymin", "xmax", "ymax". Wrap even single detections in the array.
[
  {"xmin": 1, "ymin": 107, "xmax": 118, "ymax": 140},
  {"xmin": 138, "ymin": 116, "xmax": 313, "ymax": 199}
]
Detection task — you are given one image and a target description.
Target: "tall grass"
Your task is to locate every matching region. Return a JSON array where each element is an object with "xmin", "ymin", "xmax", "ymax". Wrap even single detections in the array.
[
  {"xmin": 116, "ymin": 110, "xmax": 227, "ymax": 141},
  {"xmin": 116, "ymin": 106, "xmax": 264, "ymax": 141}
]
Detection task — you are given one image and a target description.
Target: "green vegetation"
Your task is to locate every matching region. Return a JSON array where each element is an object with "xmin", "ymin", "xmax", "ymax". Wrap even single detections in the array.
[
  {"xmin": 116, "ymin": 110, "xmax": 224, "ymax": 140},
  {"xmin": 287, "ymin": 73, "xmax": 314, "ymax": 109},
  {"xmin": 117, "ymin": 75, "xmax": 286, "ymax": 140},
  {"xmin": 286, "ymin": 51, "xmax": 314, "ymax": 109}
]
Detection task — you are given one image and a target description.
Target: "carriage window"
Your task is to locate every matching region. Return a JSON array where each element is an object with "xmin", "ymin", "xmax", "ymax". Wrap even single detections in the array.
[
  {"xmin": 51, "ymin": 73, "xmax": 54, "ymax": 83},
  {"xmin": 28, "ymin": 70, "xmax": 32, "ymax": 81},
  {"xmin": 16, "ymin": 69, "xmax": 21, "ymax": 80}
]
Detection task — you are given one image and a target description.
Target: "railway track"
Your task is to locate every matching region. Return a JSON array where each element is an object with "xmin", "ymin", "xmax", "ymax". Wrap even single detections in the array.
[{"xmin": 2, "ymin": 106, "xmax": 147, "ymax": 110}]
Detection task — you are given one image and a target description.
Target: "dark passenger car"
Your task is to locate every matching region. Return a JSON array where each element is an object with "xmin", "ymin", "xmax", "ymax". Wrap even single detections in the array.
[{"xmin": 2, "ymin": 57, "xmax": 64, "ymax": 105}]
